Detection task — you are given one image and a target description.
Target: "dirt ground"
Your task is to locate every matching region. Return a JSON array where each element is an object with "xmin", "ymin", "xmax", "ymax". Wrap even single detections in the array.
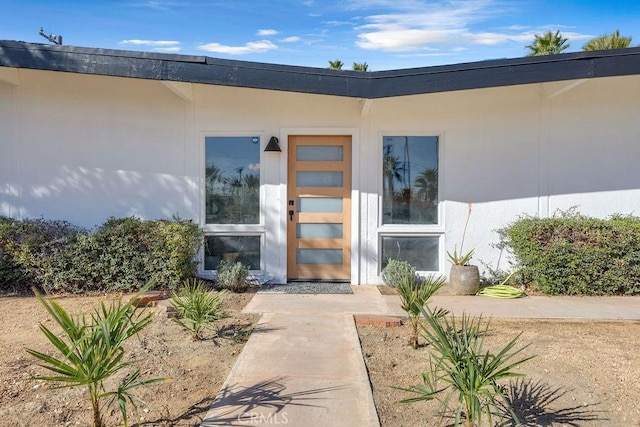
[
  {"xmin": 0, "ymin": 290, "xmax": 259, "ymax": 427},
  {"xmin": 3, "ymin": 290, "xmax": 640, "ymax": 427},
  {"xmin": 358, "ymin": 318, "xmax": 640, "ymax": 426}
]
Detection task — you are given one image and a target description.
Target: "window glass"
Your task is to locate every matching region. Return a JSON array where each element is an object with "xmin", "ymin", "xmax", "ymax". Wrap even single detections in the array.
[
  {"xmin": 382, "ymin": 136, "xmax": 438, "ymax": 224},
  {"xmin": 205, "ymin": 136, "xmax": 260, "ymax": 224},
  {"xmin": 381, "ymin": 236, "xmax": 439, "ymax": 271},
  {"xmin": 204, "ymin": 235, "xmax": 261, "ymax": 270}
]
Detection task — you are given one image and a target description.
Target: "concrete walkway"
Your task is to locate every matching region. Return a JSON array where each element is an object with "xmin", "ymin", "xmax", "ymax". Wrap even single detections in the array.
[{"xmin": 201, "ymin": 287, "xmax": 640, "ymax": 426}]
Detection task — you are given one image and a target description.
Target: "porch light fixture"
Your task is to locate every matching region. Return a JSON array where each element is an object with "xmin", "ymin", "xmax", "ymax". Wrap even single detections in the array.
[{"xmin": 264, "ymin": 136, "xmax": 282, "ymax": 152}]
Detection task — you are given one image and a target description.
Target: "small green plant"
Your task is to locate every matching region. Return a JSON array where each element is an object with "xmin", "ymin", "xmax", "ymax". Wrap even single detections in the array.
[
  {"xmin": 400, "ymin": 308, "xmax": 534, "ymax": 426},
  {"xmin": 26, "ymin": 285, "xmax": 168, "ymax": 427},
  {"xmin": 396, "ymin": 274, "xmax": 448, "ymax": 349},
  {"xmin": 216, "ymin": 259, "xmax": 250, "ymax": 292},
  {"xmin": 381, "ymin": 258, "xmax": 416, "ymax": 288},
  {"xmin": 447, "ymin": 201, "xmax": 474, "ymax": 266},
  {"xmin": 171, "ymin": 278, "xmax": 227, "ymax": 340}
]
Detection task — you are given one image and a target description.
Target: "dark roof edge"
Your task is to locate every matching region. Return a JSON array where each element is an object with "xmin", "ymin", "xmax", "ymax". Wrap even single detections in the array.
[{"xmin": 2, "ymin": 40, "xmax": 640, "ymax": 99}]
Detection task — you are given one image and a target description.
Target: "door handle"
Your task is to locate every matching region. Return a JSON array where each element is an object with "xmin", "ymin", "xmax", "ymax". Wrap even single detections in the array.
[{"xmin": 288, "ymin": 210, "xmax": 294, "ymax": 221}]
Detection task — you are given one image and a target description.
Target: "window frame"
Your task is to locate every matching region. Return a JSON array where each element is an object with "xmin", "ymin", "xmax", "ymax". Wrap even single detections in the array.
[
  {"xmin": 377, "ymin": 132, "xmax": 445, "ymax": 275},
  {"xmin": 200, "ymin": 132, "xmax": 266, "ymax": 273}
]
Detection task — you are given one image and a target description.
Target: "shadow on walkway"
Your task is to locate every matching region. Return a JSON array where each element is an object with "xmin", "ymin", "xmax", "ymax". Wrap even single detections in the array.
[{"xmin": 200, "ymin": 376, "xmax": 347, "ymax": 426}]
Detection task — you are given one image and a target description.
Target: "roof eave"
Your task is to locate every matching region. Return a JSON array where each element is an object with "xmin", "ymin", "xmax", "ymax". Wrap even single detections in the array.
[{"xmin": 2, "ymin": 40, "xmax": 640, "ymax": 99}]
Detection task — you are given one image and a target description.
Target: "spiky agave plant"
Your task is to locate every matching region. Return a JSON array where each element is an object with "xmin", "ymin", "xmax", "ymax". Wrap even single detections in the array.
[
  {"xmin": 26, "ymin": 285, "xmax": 168, "ymax": 427},
  {"xmin": 170, "ymin": 278, "xmax": 227, "ymax": 340},
  {"xmin": 400, "ymin": 308, "xmax": 534, "ymax": 426}
]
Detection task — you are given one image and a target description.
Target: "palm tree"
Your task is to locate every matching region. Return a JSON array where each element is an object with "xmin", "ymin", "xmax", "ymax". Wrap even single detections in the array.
[
  {"xmin": 583, "ymin": 30, "xmax": 632, "ymax": 51},
  {"xmin": 205, "ymin": 163, "xmax": 226, "ymax": 191},
  {"xmin": 415, "ymin": 167, "xmax": 438, "ymax": 203},
  {"xmin": 352, "ymin": 62, "xmax": 369, "ymax": 72},
  {"xmin": 328, "ymin": 60, "xmax": 344, "ymax": 70},
  {"xmin": 383, "ymin": 144, "xmax": 403, "ymax": 198},
  {"xmin": 525, "ymin": 30, "xmax": 569, "ymax": 56},
  {"xmin": 243, "ymin": 174, "xmax": 260, "ymax": 189}
]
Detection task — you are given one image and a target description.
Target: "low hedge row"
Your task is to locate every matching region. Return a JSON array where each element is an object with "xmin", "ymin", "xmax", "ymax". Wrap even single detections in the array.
[
  {"xmin": 502, "ymin": 212, "xmax": 640, "ymax": 295},
  {"xmin": 0, "ymin": 216, "xmax": 202, "ymax": 293}
]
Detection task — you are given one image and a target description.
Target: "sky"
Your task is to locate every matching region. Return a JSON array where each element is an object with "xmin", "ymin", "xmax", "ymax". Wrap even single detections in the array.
[{"xmin": 3, "ymin": 0, "xmax": 639, "ymax": 71}]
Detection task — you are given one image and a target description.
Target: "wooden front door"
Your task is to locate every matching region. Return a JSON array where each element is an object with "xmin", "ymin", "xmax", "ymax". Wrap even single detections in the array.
[{"xmin": 287, "ymin": 135, "xmax": 352, "ymax": 281}]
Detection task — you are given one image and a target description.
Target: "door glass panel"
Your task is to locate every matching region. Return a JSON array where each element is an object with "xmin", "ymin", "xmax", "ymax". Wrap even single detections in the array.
[
  {"xmin": 297, "ymin": 249, "xmax": 343, "ymax": 264},
  {"xmin": 381, "ymin": 236, "xmax": 439, "ymax": 271},
  {"xmin": 297, "ymin": 171, "xmax": 343, "ymax": 187},
  {"xmin": 298, "ymin": 197, "xmax": 342, "ymax": 213},
  {"xmin": 297, "ymin": 223, "xmax": 343, "ymax": 238},
  {"xmin": 297, "ymin": 145, "xmax": 343, "ymax": 161}
]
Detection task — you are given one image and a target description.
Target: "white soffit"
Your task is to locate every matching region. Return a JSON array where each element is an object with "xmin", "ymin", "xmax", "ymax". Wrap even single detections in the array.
[
  {"xmin": 0, "ymin": 67, "xmax": 19, "ymax": 86},
  {"xmin": 161, "ymin": 81, "xmax": 193, "ymax": 102}
]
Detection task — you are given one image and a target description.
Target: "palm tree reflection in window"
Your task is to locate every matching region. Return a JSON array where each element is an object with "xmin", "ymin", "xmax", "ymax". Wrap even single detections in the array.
[
  {"xmin": 382, "ymin": 137, "xmax": 438, "ymax": 224},
  {"xmin": 206, "ymin": 162, "xmax": 259, "ymax": 224}
]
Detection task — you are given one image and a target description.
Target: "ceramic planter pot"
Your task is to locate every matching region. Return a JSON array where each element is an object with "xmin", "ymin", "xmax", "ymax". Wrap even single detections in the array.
[{"xmin": 449, "ymin": 265, "xmax": 480, "ymax": 295}]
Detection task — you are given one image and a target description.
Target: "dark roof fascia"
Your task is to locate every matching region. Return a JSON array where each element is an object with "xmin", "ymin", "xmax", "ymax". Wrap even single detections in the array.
[
  {"xmin": 2, "ymin": 40, "xmax": 640, "ymax": 99},
  {"xmin": 369, "ymin": 49, "xmax": 640, "ymax": 97},
  {"xmin": 0, "ymin": 40, "xmax": 371, "ymax": 98}
]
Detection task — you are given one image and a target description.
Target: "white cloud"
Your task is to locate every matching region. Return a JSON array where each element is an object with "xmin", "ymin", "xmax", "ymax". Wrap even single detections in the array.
[
  {"xmin": 120, "ymin": 39, "xmax": 180, "ymax": 47},
  {"xmin": 198, "ymin": 40, "xmax": 278, "ymax": 55},
  {"xmin": 352, "ymin": 1, "xmax": 593, "ymax": 52},
  {"xmin": 127, "ymin": 1, "xmax": 181, "ymax": 11},
  {"xmin": 358, "ymin": 29, "xmax": 462, "ymax": 51},
  {"xmin": 323, "ymin": 20, "xmax": 354, "ymax": 27},
  {"xmin": 280, "ymin": 36, "xmax": 301, "ymax": 43},
  {"xmin": 248, "ymin": 163, "xmax": 260, "ymax": 171},
  {"xmin": 257, "ymin": 29, "xmax": 278, "ymax": 36}
]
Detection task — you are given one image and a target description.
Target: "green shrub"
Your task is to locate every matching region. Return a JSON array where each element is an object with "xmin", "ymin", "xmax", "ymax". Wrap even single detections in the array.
[
  {"xmin": 501, "ymin": 211, "xmax": 640, "ymax": 295},
  {"xmin": 1, "ymin": 216, "xmax": 202, "ymax": 294},
  {"xmin": 0, "ymin": 217, "xmax": 84, "ymax": 292},
  {"xmin": 216, "ymin": 259, "xmax": 250, "ymax": 292},
  {"xmin": 381, "ymin": 258, "xmax": 416, "ymax": 288}
]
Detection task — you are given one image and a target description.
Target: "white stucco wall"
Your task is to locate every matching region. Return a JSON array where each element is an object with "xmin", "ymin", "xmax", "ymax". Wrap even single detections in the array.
[
  {"xmin": 2, "ymin": 66, "xmax": 639, "ymax": 284},
  {"xmin": 2, "ymin": 69, "xmax": 197, "ymax": 226}
]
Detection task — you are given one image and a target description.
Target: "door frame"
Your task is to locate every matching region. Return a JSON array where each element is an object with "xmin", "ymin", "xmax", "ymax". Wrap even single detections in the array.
[{"xmin": 279, "ymin": 128, "xmax": 361, "ymax": 284}]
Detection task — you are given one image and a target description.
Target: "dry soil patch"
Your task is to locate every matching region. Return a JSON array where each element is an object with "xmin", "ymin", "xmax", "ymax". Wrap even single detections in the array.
[
  {"xmin": 358, "ymin": 319, "xmax": 640, "ymax": 426},
  {"xmin": 0, "ymin": 291, "xmax": 258, "ymax": 426}
]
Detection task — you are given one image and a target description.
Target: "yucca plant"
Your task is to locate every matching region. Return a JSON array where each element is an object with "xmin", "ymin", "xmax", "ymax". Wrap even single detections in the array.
[
  {"xmin": 396, "ymin": 274, "xmax": 448, "ymax": 349},
  {"xmin": 26, "ymin": 285, "xmax": 168, "ymax": 427},
  {"xmin": 171, "ymin": 278, "xmax": 227, "ymax": 340},
  {"xmin": 400, "ymin": 308, "xmax": 534, "ymax": 426}
]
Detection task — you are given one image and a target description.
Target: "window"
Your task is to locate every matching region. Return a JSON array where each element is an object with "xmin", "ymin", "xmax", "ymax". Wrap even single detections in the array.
[
  {"xmin": 381, "ymin": 236, "xmax": 439, "ymax": 271},
  {"xmin": 204, "ymin": 236, "xmax": 261, "ymax": 270},
  {"xmin": 382, "ymin": 136, "xmax": 438, "ymax": 224},
  {"xmin": 205, "ymin": 136, "xmax": 260, "ymax": 224}
]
